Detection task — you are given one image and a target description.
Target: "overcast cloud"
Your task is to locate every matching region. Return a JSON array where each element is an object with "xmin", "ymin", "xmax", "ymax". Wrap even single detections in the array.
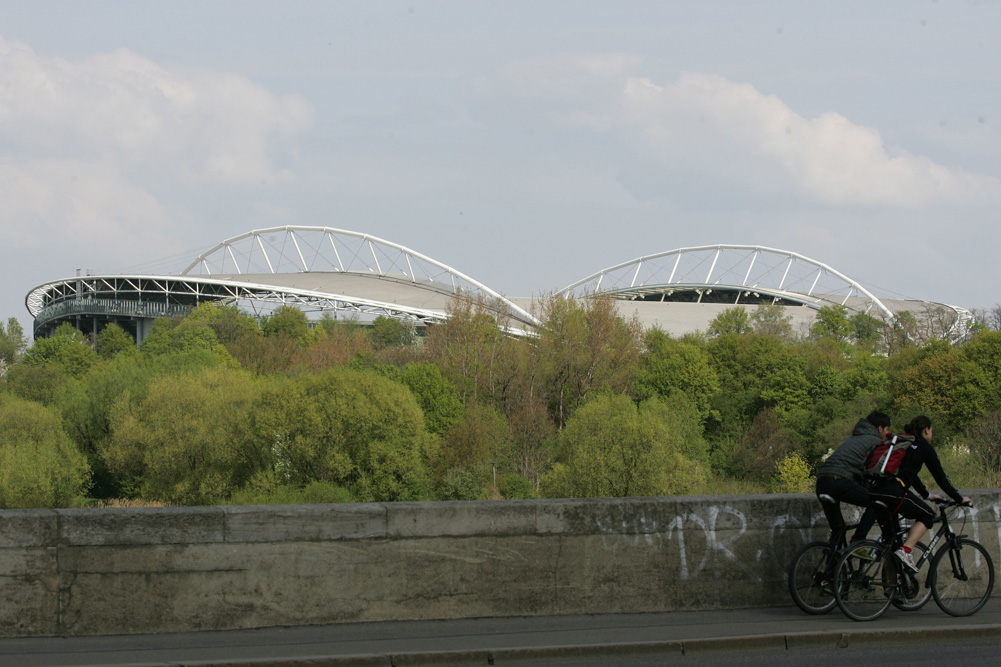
[{"xmin": 2, "ymin": 1, "xmax": 1000, "ymax": 337}]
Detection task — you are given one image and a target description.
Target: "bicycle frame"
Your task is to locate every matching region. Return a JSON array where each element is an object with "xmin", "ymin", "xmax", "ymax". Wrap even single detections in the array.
[
  {"xmin": 833, "ymin": 497, "xmax": 988, "ymax": 620},
  {"xmin": 910, "ymin": 499, "xmax": 972, "ymax": 576}
]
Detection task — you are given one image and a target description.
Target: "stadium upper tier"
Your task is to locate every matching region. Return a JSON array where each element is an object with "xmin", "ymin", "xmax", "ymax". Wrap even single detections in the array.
[{"xmin": 26, "ymin": 228, "xmax": 973, "ymax": 342}]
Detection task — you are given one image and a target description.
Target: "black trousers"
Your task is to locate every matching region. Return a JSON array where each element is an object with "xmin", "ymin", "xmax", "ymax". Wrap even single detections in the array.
[
  {"xmin": 868, "ymin": 480, "xmax": 935, "ymax": 529},
  {"xmin": 815, "ymin": 474, "xmax": 878, "ymax": 542}
]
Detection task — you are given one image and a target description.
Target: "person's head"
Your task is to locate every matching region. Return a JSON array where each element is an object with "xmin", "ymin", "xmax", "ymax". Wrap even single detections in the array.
[
  {"xmin": 905, "ymin": 415, "xmax": 933, "ymax": 442},
  {"xmin": 866, "ymin": 410, "xmax": 892, "ymax": 439}
]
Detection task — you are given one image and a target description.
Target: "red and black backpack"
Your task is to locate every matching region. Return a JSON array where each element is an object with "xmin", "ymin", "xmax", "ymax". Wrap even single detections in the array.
[{"xmin": 863, "ymin": 434, "xmax": 913, "ymax": 479}]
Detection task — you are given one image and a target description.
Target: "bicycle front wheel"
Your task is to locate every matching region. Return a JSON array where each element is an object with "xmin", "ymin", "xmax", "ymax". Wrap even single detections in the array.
[
  {"xmin": 788, "ymin": 541, "xmax": 837, "ymax": 614},
  {"xmin": 892, "ymin": 540, "xmax": 932, "ymax": 611},
  {"xmin": 834, "ymin": 539, "xmax": 893, "ymax": 621},
  {"xmin": 931, "ymin": 538, "xmax": 995, "ymax": 616}
]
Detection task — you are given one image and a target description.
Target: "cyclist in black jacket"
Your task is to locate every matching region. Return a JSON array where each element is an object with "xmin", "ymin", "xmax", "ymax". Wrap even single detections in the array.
[{"xmin": 869, "ymin": 415, "xmax": 970, "ymax": 571}]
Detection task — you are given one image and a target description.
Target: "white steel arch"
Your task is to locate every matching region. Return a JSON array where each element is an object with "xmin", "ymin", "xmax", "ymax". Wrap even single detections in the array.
[
  {"xmin": 558, "ymin": 244, "xmax": 895, "ymax": 319},
  {"xmin": 182, "ymin": 226, "xmax": 539, "ymax": 327}
]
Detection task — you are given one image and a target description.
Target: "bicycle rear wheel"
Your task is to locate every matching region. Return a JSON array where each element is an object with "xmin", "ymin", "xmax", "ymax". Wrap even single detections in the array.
[
  {"xmin": 892, "ymin": 540, "xmax": 932, "ymax": 611},
  {"xmin": 834, "ymin": 539, "xmax": 893, "ymax": 621},
  {"xmin": 788, "ymin": 541, "xmax": 837, "ymax": 614},
  {"xmin": 931, "ymin": 538, "xmax": 995, "ymax": 616}
]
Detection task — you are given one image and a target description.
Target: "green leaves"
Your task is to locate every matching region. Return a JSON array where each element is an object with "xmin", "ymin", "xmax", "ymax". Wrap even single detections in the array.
[
  {"xmin": 0, "ymin": 317, "xmax": 27, "ymax": 368},
  {"xmin": 637, "ymin": 329, "xmax": 719, "ymax": 424},
  {"xmin": 0, "ymin": 394, "xmax": 90, "ymax": 508},
  {"xmin": 541, "ymin": 394, "xmax": 706, "ymax": 499}
]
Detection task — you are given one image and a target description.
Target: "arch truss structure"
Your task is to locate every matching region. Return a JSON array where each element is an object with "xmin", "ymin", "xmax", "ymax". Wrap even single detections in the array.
[
  {"xmin": 26, "ymin": 226, "xmax": 538, "ymax": 339},
  {"xmin": 181, "ymin": 226, "xmax": 538, "ymax": 327},
  {"xmin": 558, "ymin": 244, "xmax": 895, "ymax": 320}
]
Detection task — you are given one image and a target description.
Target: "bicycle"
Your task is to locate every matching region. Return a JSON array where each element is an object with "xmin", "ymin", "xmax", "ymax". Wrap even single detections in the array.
[
  {"xmin": 834, "ymin": 498, "xmax": 994, "ymax": 621},
  {"xmin": 788, "ymin": 511, "xmax": 930, "ymax": 615}
]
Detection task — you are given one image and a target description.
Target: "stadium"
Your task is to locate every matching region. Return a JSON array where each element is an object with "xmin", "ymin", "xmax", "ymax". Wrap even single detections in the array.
[{"xmin": 25, "ymin": 226, "xmax": 973, "ymax": 344}]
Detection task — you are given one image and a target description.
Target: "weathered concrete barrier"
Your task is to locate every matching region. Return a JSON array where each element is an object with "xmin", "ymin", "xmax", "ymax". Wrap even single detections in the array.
[{"xmin": 2, "ymin": 491, "xmax": 999, "ymax": 637}]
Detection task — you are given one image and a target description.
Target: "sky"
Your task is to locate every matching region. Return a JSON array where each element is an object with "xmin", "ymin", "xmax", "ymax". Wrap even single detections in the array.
[{"xmin": 2, "ymin": 0, "xmax": 1000, "ymax": 338}]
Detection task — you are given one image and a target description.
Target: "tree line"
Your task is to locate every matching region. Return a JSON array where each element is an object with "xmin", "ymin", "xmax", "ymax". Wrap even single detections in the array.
[{"xmin": 2, "ymin": 296, "xmax": 1001, "ymax": 509}]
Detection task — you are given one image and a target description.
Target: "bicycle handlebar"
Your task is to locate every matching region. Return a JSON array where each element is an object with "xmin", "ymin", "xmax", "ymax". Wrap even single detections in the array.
[{"xmin": 931, "ymin": 497, "xmax": 973, "ymax": 508}]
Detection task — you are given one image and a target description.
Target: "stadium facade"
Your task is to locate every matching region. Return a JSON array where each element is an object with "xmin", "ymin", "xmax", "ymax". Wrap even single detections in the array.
[{"xmin": 25, "ymin": 226, "xmax": 973, "ymax": 343}]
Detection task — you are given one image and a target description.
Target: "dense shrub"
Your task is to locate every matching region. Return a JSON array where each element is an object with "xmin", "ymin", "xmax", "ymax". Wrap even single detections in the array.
[{"xmin": 0, "ymin": 394, "xmax": 91, "ymax": 508}]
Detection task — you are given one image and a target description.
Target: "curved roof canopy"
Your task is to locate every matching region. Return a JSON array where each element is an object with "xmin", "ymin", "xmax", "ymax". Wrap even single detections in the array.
[
  {"xmin": 26, "ymin": 226, "xmax": 539, "ymax": 334},
  {"xmin": 559, "ymin": 244, "xmax": 895, "ymax": 320}
]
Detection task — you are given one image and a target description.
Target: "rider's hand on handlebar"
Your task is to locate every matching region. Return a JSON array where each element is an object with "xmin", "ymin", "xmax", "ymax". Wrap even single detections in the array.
[{"xmin": 963, "ymin": 496, "xmax": 973, "ymax": 507}]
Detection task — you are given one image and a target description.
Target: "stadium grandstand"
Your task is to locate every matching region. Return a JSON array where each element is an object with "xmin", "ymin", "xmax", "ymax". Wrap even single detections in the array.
[{"xmin": 26, "ymin": 227, "xmax": 973, "ymax": 344}]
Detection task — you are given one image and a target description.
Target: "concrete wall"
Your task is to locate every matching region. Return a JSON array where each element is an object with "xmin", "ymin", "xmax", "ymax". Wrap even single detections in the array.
[{"xmin": 2, "ymin": 491, "xmax": 1000, "ymax": 638}]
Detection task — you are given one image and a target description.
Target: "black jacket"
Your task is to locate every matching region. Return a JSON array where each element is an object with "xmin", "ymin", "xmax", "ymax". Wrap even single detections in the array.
[{"xmin": 895, "ymin": 432, "xmax": 964, "ymax": 503}]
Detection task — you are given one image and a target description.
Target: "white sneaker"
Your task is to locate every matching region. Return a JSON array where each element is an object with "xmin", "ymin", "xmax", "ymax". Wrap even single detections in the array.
[{"xmin": 895, "ymin": 548, "xmax": 918, "ymax": 572}]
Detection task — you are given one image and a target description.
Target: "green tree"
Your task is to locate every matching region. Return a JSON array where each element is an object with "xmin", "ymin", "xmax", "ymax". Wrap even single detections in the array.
[
  {"xmin": 704, "ymin": 331, "xmax": 805, "ymax": 442},
  {"xmin": 810, "ymin": 305, "xmax": 852, "ymax": 342},
  {"xmin": 3, "ymin": 362, "xmax": 69, "ymax": 405},
  {"xmin": 96, "ymin": 323, "xmax": 136, "ymax": 359},
  {"xmin": 884, "ymin": 310, "xmax": 918, "ymax": 354},
  {"xmin": 424, "ymin": 295, "xmax": 507, "ymax": 405},
  {"xmin": 958, "ymin": 329, "xmax": 1001, "ymax": 415},
  {"xmin": 850, "ymin": 312, "xmax": 882, "ymax": 347},
  {"xmin": 839, "ymin": 352, "xmax": 889, "ymax": 402},
  {"xmin": 52, "ymin": 348, "xmax": 226, "ymax": 498},
  {"xmin": 750, "ymin": 303, "xmax": 794, "ymax": 340},
  {"xmin": 140, "ymin": 314, "xmax": 236, "ymax": 365},
  {"xmin": 0, "ymin": 394, "xmax": 91, "ymax": 508},
  {"xmin": 759, "ymin": 361, "xmax": 811, "ymax": 416},
  {"xmin": 260, "ymin": 305, "xmax": 310, "ymax": 347},
  {"xmin": 398, "ymin": 362, "xmax": 464, "ymax": 435},
  {"xmin": 0, "ymin": 317, "xmax": 28, "ymax": 370},
  {"xmin": 437, "ymin": 467, "xmax": 485, "ymax": 501},
  {"xmin": 891, "ymin": 344, "xmax": 987, "ymax": 433},
  {"xmin": 636, "ymin": 329, "xmax": 719, "ymax": 424},
  {"xmin": 963, "ymin": 411, "xmax": 1001, "ymax": 485},
  {"xmin": 707, "ymin": 307, "xmax": 752, "ymax": 337},
  {"xmin": 249, "ymin": 368, "xmax": 434, "ymax": 502},
  {"xmin": 296, "ymin": 323, "xmax": 373, "ymax": 372},
  {"xmin": 730, "ymin": 408, "xmax": 804, "ymax": 483},
  {"xmin": 704, "ymin": 333, "xmax": 766, "ymax": 444},
  {"xmin": 23, "ymin": 323, "xmax": 99, "ymax": 379},
  {"xmin": 103, "ymin": 366, "xmax": 260, "ymax": 504},
  {"xmin": 186, "ymin": 302, "xmax": 260, "ymax": 346},
  {"xmin": 541, "ymin": 394, "xmax": 706, "ymax": 498},
  {"xmin": 440, "ymin": 401, "xmax": 513, "ymax": 482},
  {"xmin": 369, "ymin": 316, "xmax": 415, "ymax": 349},
  {"xmin": 771, "ymin": 453, "xmax": 814, "ymax": 493},
  {"xmin": 809, "ymin": 365, "xmax": 843, "ymax": 400},
  {"xmin": 229, "ymin": 333, "xmax": 302, "ymax": 375},
  {"xmin": 535, "ymin": 295, "xmax": 642, "ymax": 429},
  {"xmin": 55, "ymin": 353, "xmax": 152, "ymax": 497},
  {"xmin": 137, "ymin": 317, "xmax": 177, "ymax": 356},
  {"xmin": 506, "ymin": 395, "xmax": 557, "ymax": 489}
]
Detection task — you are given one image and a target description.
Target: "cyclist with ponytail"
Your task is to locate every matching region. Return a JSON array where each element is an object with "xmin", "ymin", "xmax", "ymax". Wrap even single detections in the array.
[{"xmin": 868, "ymin": 415, "xmax": 971, "ymax": 571}]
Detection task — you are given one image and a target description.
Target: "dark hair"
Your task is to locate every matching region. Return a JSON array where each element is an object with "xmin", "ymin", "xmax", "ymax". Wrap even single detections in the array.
[
  {"xmin": 905, "ymin": 415, "xmax": 932, "ymax": 436},
  {"xmin": 866, "ymin": 410, "xmax": 891, "ymax": 430}
]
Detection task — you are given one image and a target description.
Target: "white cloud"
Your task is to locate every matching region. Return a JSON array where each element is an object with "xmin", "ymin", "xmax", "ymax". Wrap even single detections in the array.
[
  {"xmin": 0, "ymin": 34, "xmax": 315, "ymax": 185},
  {"xmin": 475, "ymin": 55, "xmax": 1001, "ymax": 208},
  {"xmin": 0, "ymin": 158, "xmax": 178, "ymax": 255},
  {"xmin": 472, "ymin": 52, "xmax": 642, "ymax": 130},
  {"xmin": 912, "ymin": 115, "xmax": 1001, "ymax": 161}
]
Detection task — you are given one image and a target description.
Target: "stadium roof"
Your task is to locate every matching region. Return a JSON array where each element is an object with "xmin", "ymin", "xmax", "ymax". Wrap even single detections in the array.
[{"xmin": 26, "ymin": 227, "xmax": 973, "ymax": 342}]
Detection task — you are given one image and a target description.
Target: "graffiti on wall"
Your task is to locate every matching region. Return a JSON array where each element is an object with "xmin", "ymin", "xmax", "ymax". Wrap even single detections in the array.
[{"xmin": 594, "ymin": 500, "xmax": 999, "ymax": 586}]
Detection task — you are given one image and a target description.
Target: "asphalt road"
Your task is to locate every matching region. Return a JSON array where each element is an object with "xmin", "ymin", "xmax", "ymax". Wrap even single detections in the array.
[{"xmin": 3, "ymin": 599, "xmax": 1001, "ymax": 667}]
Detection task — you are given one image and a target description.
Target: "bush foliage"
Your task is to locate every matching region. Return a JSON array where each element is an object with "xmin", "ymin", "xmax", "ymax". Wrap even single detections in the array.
[{"xmin": 3, "ymin": 299, "xmax": 1000, "ymax": 507}]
